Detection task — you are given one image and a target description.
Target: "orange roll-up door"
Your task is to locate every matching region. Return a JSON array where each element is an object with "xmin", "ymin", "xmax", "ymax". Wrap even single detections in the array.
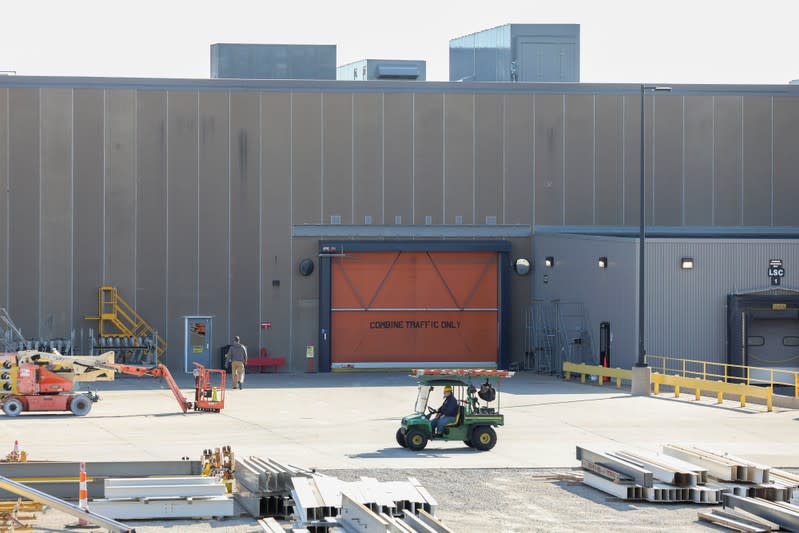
[{"xmin": 331, "ymin": 251, "xmax": 498, "ymax": 369}]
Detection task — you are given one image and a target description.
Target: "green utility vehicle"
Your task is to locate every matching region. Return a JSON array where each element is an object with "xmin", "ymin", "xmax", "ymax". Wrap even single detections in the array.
[{"xmin": 396, "ymin": 369, "xmax": 514, "ymax": 452}]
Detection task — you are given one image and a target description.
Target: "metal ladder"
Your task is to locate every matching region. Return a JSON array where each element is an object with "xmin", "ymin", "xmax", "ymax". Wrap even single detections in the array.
[{"xmin": 526, "ymin": 300, "xmax": 595, "ymax": 374}]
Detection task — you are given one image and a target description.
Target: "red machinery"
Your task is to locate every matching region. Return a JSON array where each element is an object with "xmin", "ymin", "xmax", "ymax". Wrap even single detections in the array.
[{"xmin": 0, "ymin": 352, "xmax": 225, "ymax": 417}]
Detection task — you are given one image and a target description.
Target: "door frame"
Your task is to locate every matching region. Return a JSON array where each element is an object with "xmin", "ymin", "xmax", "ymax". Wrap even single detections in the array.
[
  {"xmin": 183, "ymin": 316, "xmax": 214, "ymax": 373},
  {"xmin": 318, "ymin": 240, "xmax": 512, "ymax": 372},
  {"xmin": 727, "ymin": 289, "xmax": 799, "ymax": 376}
]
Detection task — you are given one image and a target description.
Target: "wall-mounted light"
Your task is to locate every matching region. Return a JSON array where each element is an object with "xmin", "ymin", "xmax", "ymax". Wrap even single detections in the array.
[
  {"xmin": 680, "ymin": 257, "xmax": 694, "ymax": 270},
  {"xmin": 544, "ymin": 256, "xmax": 554, "ymax": 268},
  {"xmin": 598, "ymin": 257, "xmax": 608, "ymax": 269},
  {"xmin": 514, "ymin": 258, "xmax": 531, "ymax": 276}
]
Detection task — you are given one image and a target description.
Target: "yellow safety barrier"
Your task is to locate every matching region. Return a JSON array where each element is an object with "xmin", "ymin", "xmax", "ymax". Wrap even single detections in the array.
[
  {"xmin": 646, "ymin": 354, "xmax": 798, "ymax": 399},
  {"xmin": 563, "ymin": 362, "xmax": 632, "ymax": 389},
  {"xmin": 651, "ymin": 372, "xmax": 772, "ymax": 412}
]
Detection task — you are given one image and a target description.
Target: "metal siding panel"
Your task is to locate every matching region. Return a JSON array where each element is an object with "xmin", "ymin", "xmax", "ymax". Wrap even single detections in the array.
[
  {"xmin": 292, "ymin": 238, "xmax": 319, "ymax": 369},
  {"xmin": 683, "ymin": 96, "xmax": 714, "ymax": 226},
  {"xmin": 414, "ymin": 93, "xmax": 443, "ymax": 224},
  {"xmin": 594, "ymin": 94, "xmax": 623, "ymax": 225},
  {"xmin": 742, "ymin": 96, "xmax": 772, "ymax": 226},
  {"xmin": 322, "ymin": 92, "xmax": 353, "ymax": 224},
  {"xmin": 444, "ymin": 93, "xmax": 473, "ymax": 224},
  {"xmin": 167, "ymin": 91, "xmax": 199, "ymax": 369},
  {"xmin": 505, "ymin": 94, "xmax": 533, "ymax": 225},
  {"xmin": 9, "ymin": 88, "xmax": 40, "ymax": 335},
  {"xmin": 713, "ymin": 96, "xmax": 743, "ymax": 226},
  {"xmin": 648, "ymin": 239, "xmax": 799, "ymax": 365},
  {"xmin": 534, "ymin": 94, "xmax": 564, "ymax": 225},
  {"xmin": 291, "ymin": 93, "xmax": 322, "ymax": 225},
  {"xmin": 198, "ymin": 91, "xmax": 230, "ymax": 350},
  {"xmin": 40, "ymin": 88, "xmax": 72, "ymax": 338},
  {"xmin": 773, "ymin": 96, "xmax": 799, "ymax": 226},
  {"xmin": 475, "ymin": 94, "xmax": 503, "ymax": 224},
  {"xmin": 261, "ymin": 92, "xmax": 293, "ymax": 369},
  {"xmin": 0, "ymin": 89, "xmax": 7, "ymax": 308},
  {"xmin": 564, "ymin": 94, "xmax": 593, "ymax": 224},
  {"xmin": 647, "ymin": 241, "xmax": 726, "ymax": 363},
  {"xmin": 105, "ymin": 90, "xmax": 136, "ymax": 303},
  {"xmin": 533, "ymin": 234, "xmax": 638, "ymax": 368},
  {"xmin": 623, "ymin": 95, "xmax": 641, "ymax": 226},
  {"xmin": 229, "ymin": 92, "xmax": 260, "ymax": 350},
  {"xmin": 383, "ymin": 93, "xmax": 413, "ymax": 225},
  {"xmin": 652, "ymin": 95, "xmax": 683, "ymax": 226},
  {"xmin": 136, "ymin": 90, "xmax": 168, "ymax": 358},
  {"xmin": 73, "ymin": 89, "xmax": 104, "ymax": 340},
  {"xmin": 353, "ymin": 93, "xmax": 381, "ymax": 224}
]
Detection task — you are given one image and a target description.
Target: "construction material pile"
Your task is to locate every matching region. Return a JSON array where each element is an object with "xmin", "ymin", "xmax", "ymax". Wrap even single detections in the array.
[
  {"xmin": 233, "ymin": 454, "xmax": 447, "ymax": 531},
  {"xmin": 576, "ymin": 444, "xmax": 799, "ymax": 532}
]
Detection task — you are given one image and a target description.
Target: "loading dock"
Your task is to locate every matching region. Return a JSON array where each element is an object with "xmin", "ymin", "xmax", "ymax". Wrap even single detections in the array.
[{"xmin": 727, "ymin": 288, "xmax": 799, "ymax": 380}]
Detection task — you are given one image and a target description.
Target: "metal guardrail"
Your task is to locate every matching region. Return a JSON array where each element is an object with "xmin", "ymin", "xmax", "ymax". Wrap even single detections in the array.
[
  {"xmin": 562, "ymin": 361, "xmax": 774, "ymax": 411},
  {"xmin": 645, "ymin": 355, "xmax": 799, "ymax": 399},
  {"xmin": 563, "ymin": 362, "xmax": 632, "ymax": 389},
  {"xmin": 651, "ymin": 372, "xmax": 773, "ymax": 412}
]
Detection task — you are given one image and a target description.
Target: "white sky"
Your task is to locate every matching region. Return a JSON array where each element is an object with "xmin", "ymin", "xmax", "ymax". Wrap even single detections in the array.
[{"xmin": 2, "ymin": 0, "xmax": 797, "ymax": 84}]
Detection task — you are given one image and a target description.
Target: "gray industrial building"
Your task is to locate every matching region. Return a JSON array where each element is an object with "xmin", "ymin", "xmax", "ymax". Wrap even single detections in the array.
[
  {"xmin": 337, "ymin": 59, "xmax": 426, "ymax": 81},
  {"xmin": 211, "ymin": 43, "xmax": 336, "ymax": 80},
  {"xmin": 0, "ymin": 75, "xmax": 797, "ymax": 375},
  {"xmin": 449, "ymin": 24, "xmax": 580, "ymax": 82}
]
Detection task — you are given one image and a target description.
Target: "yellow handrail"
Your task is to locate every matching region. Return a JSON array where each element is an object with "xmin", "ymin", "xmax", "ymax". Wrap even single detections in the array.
[
  {"xmin": 85, "ymin": 286, "xmax": 167, "ymax": 358},
  {"xmin": 645, "ymin": 354, "xmax": 798, "ymax": 399}
]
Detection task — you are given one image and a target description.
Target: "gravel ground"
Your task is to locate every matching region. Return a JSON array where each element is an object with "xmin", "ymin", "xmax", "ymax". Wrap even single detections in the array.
[{"xmin": 30, "ymin": 467, "xmax": 750, "ymax": 532}]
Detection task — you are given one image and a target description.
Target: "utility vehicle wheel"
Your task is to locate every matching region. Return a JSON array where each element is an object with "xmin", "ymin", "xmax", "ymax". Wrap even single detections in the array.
[
  {"xmin": 396, "ymin": 428, "xmax": 408, "ymax": 448},
  {"xmin": 69, "ymin": 395, "xmax": 92, "ymax": 416},
  {"xmin": 2, "ymin": 398, "xmax": 23, "ymax": 417},
  {"xmin": 405, "ymin": 429, "xmax": 428, "ymax": 451},
  {"xmin": 463, "ymin": 439, "xmax": 473, "ymax": 448},
  {"xmin": 471, "ymin": 426, "xmax": 497, "ymax": 451}
]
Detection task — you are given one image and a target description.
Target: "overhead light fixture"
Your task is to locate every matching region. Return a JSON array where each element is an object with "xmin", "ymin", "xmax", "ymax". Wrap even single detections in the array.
[
  {"xmin": 544, "ymin": 256, "xmax": 554, "ymax": 268},
  {"xmin": 680, "ymin": 257, "xmax": 694, "ymax": 270},
  {"xmin": 598, "ymin": 257, "xmax": 608, "ymax": 269}
]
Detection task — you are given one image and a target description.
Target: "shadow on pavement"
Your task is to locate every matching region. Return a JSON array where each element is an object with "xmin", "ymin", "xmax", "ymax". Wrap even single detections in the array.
[{"xmin": 348, "ymin": 447, "xmax": 481, "ymax": 459}]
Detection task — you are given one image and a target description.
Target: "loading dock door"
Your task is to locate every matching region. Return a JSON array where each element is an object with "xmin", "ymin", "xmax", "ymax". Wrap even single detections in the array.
[{"xmin": 331, "ymin": 251, "xmax": 499, "ymax": 369}]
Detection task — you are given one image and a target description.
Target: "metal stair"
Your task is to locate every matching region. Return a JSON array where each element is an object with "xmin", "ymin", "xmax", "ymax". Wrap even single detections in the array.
[{"xmin": 85, "ymin": 286, "xmax": 166, "ymax": 359}]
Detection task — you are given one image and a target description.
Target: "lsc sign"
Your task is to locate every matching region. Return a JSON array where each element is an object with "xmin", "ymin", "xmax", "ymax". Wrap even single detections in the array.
[{"xmin": 768, "ymin": 259, "xmax": 785, "ymax": 286}]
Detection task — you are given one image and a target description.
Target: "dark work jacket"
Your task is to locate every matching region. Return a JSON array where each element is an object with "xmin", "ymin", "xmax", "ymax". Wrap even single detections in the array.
[
  {"xmin": 226, "ymin": 343, "xmax": 248, "ymax": 363},
  {"xmin": 437, "ymin": 394, "xmax": 458, "ymax": 417}
]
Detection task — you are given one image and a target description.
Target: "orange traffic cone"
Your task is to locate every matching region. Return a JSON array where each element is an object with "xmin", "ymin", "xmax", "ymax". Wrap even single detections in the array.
[{"xmin": 67, "ymin": 462, "xmax": 97, "ymax": 529}]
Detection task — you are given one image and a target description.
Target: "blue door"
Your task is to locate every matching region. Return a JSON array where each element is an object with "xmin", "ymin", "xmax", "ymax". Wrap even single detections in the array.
[{"xmin": 184, "ymin": 316, "xmax": 213, "ymax": 372}]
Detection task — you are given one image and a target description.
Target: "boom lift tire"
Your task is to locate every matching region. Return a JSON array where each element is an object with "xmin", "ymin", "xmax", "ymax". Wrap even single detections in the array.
[
  {"xmin": 2, "ymin": 398, "xmax": 23, "ymax": 417},
  {"xmin": 69, "ymin": 395, "xmax": 92, "ymax": 416},
  {"xmin": 471, "ymin": 425, "xmax": 497, "ymax": 451},
  {"xmin": 405, "ymin": 429, "xmax": 428, "ymax": 451}
]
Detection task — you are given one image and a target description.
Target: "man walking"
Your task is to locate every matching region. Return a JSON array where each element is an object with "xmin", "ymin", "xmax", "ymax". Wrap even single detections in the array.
[{"xmin": 225, "ymin": 336, "xmax": 248, "ymax": 389}]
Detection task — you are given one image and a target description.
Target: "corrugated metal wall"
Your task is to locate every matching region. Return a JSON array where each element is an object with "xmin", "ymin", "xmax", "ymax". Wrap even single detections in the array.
[
  {"xmin": 0, "ymin": 79, "xmax": 798, "ymax": 371},
  {"xmin": 535, "ymin": 235, "xmax": 799, "ymax": 369}
]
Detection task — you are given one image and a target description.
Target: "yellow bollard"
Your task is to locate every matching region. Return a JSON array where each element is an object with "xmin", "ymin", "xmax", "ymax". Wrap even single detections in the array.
[
  {"xmin": 717, "ymin": 391, "xmax": 723, "ymax": 404},
  {"xmin": 740, "ymin": 395, "xmax": 746, "ymax": 408},
  {"xmin": 674, "ymin": 385, "xmax": 680, "ymax": 398}
]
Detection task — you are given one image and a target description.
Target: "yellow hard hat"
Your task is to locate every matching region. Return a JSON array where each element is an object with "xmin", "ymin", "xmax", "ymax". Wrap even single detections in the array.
[{"xmin": 443, "ymin": 385, "xmax": 453, "ymax": 393}]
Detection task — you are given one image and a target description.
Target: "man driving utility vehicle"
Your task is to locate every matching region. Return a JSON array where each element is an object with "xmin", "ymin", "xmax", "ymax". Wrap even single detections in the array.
[{"xmin": 431, "ymin": 385, "xmax": 458, "ymax": 434}]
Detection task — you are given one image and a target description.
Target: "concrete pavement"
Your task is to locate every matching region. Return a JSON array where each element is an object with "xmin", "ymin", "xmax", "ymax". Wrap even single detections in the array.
[{"xmin": 1, "ymin": 371, "xmax": 796, "ymax": 470}]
